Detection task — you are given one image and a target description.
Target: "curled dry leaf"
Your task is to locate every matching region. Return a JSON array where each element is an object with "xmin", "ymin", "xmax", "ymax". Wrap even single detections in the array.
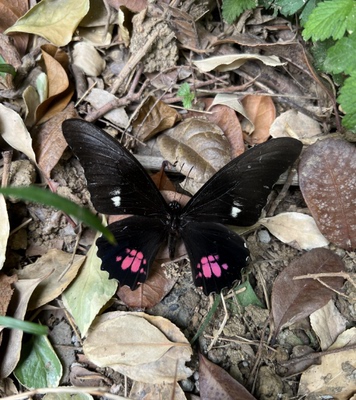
[
  {"xmin": 132, "ymin": 95, "xmax": 181, "ymax": 141},
  {"xmin": 83, "ymin": 311, "xmax": 192, "ymax": 384},
  {"xmin": 15, "ymin": 249, "xmax": 85, "ymax": 310},
  {"xmin": 299, "ymin": 138, "xmax": 356, "ymax": 250},
  {"xmin": 271, "ymin": 248, "xmax": 345, "ymax": 337},
  {"xmin": 199, "ymin": 354, "xmax": 257, "ymax": 400},
  {"xmin": 0, "ymin": 278, "xmax": 43, "ymax": 379},
  {"xmin": 0, "ymin": 104, "xmax": 36, "ymax": 163},
  {"xmin": 157, "ymin": 118, "xmax": 231, "ymax": 184},
  {"xmin": 73, "ymin": 42, "xmax": 106, "ymax": 76},
  {"xmin": 241, "ymin": 94, "xmax": 276, "ymax": 144},
  {"xmin": 260, "ymin": 212, "xmax": 329, "ymax": 250},
  {"xmin": 310, "ymin": 300, "xmax": 347, "ymax": 350},
  {"xmin": 193, "ymin": 54, "xmax": 284, "ymax": 73}
]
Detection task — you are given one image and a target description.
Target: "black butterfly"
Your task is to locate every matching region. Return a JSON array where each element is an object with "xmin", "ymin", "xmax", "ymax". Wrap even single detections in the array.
[{"xmin": 62, "ymin": 119, "xmax": 302, "ymax": 295}]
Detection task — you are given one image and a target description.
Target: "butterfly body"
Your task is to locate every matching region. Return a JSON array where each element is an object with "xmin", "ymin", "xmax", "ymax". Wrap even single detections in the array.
[{"xmin": 62, "ymin": 119, "xmax": 302, "ymax": 295}]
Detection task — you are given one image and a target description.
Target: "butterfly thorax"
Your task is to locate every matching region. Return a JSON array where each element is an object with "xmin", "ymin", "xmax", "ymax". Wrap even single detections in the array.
[{"xmin": 167, "ymin": 200, "xmax": 183, "ymax": 259}]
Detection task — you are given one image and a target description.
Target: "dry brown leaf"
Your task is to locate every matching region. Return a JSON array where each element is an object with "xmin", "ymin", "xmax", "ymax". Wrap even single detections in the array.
[
  {"xmin": 132, "ymin": 96, "xmax": 181, "ymax": 141},
  {"xmin": 0, "ymin": 0, "xmax": 29, "ymax": 56},
  {"xmin": 0, "ymin": 274, "xmax": 16, "ymax": 317},
  {"xmin": 0, "ymin": 278, "xmax": 43, "ymax": 378},
  {"xmin": 270, "ymin": 109, "xmax": 322, "ymax": 142},
  {"xmin": 329, "ymin": 327, "xmax": 356, "ymax": 350},
  {"xmin": 299, "ymin": 138, "xmax": 356, "ymax": 250},
  {"xmin": 33, "ymin": 103, "xmax": 78, "ymax": 180},
  {"xmin": 0, "ymin": 195, "xmax": 9, "ymax": 270},
  {"xmin": 130, "ymin": 381, "xmax": 186, "ymax": 400},
  {"xmin": 35, "ymin": 45, "xmax": 74, "ymax": 124},
  {"xmin": 15, "ymin": 249, "xmax": 85, "ymax": 310},
  {"xmin": 72, "ymin": 42, "xmax": 106, "ymax": 76},
  {"xmin": 260, "ymin": 212, "xmax": 329, "ymax": 250},
  {"xmin": 83, "ymin": 311, "xmax": 192, "ymax": 383},
  {"xmin": 199, "ymin": 354, "xmax": 257, "ymax": 400},
  {"xmin": 241, "ymin": 95, "xmax": 276, "ymax": 144},
  {"xmin": 310, "ymin": 300, "xmax": 347, "ymax": 350},
  {"xmin": 106, "ymin": 0, "xmax": 147, "ymax": 13},
  {"xmin": 298, "ymin": 348, "xmax": 356, "ymax": 399},
  {"xmin": 271, "ymin": 248, "xmax": 345, "ymax": 337},
  {"xmin": 157, "ymin": 118, "xmax": 231, "ymax": 184}
]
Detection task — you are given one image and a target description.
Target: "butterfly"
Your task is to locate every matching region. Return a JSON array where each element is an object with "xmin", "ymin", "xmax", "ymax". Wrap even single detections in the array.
[{"xmin": 62, "ymin": 119, "xmax": 302, "ymax": 295}]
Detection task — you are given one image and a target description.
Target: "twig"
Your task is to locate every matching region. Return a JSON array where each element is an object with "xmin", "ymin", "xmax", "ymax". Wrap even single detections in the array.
[
  {"xmin": 1, "ymin": 150, "xmax": 13, "ymax": 187},
  {"xmin": 207, "ymin": 294, "xmax": 229, "ymax": 351}
]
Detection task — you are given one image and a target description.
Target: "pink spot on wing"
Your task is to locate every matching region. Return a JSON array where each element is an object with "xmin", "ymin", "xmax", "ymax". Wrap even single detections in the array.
[
  {"xmin": 117, "ymin": 248, "xmax": 147, "ymax": 275},
  {"xmin": 200, "ymin": 255, "xmax": 229, "ymax": 279}
]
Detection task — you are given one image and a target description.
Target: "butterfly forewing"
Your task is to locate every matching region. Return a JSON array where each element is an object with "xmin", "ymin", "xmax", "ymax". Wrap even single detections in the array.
[
  {"xmin": 96, "ymin": 216, "xmax": 169, "ymax": 289},
  {"xmin": 62, "ymin": 119, "xmax": 170, "ymax": 218},
  {"xmin": 181, "ymin": 222, "xmax": 250, "ymax": 295},
  {"xmin": 181, "ymin": 138, "xmax": 303, "ymax": 227}
]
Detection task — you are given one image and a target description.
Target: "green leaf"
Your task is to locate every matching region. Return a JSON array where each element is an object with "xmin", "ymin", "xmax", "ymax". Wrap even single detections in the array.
[
  {"xmin": 303, "ymin": 0, "xmax": 356, "ymax": 41},
  {"xmin": 222, "ymin": 0, "xmax": 257, "ymax": 24},
  {"xmin": 0, "ymin": 186, "xmax": 115, "ymax": 244},
  {"xmin": 62, "ymin": 239, "xmax": 117, "ymax": 337},
  {"xmin": 0, "ymin": 55, "xmax": 16, "ymax": 77},
  {"xmin": 273, "ymin": 0, "xmax": 306, "ymax": 15},
  {"xmin": 235, "ymin": 281, "xmax": 264, "ymax": 308},
  {"xmin": 14, "ymin": 335, "xmax": 62, "ymax": 389},
  {"xmin": 5, "ymin": 0, "xmax": 90, "ymax": 46},
  {"xmin": 0, "ymin": 316, "xmax": 48, "ymax": 335},
  {"xmin": 325, "ymin": 33, "xmax": 356, "ymax": 74},
  {"xmin": 177, "ymin": 83, "xmax": 195, "ymax": 109},
  {"xmin": 338, "ymin": 74, "xmax": 356, "ymax": 132}
]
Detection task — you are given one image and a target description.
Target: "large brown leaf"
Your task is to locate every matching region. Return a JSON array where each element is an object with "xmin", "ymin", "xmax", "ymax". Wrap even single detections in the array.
[
  {"xmin": 299, "ymin": 138, "xmax": 356, "ymax": 250},
  {"xmin": 271, "ymin": 248, "xmax": 345, "ymax": 337}
]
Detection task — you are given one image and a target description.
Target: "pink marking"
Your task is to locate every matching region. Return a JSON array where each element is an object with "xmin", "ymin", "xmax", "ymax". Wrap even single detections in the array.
[
  {"xmin": 200, "ymin": 255, "xmax": 229, "ymax": 279},
  {"xmin": 116, "ymin": 256, "xmax": 122, "ymax": 262},
  {"xmin": 119, "ymin": 248, "xmax": 147, "ymax": 274}
]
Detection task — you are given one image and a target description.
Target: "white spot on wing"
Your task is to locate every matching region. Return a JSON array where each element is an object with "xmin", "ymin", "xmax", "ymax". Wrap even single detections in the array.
[
  {"xmin": 231, "ymin": 206, "xmax": 241, "ymax": 218},
  {"xmin": 110, "ymin": 189, "xmax": 121, "ymax": 207}
]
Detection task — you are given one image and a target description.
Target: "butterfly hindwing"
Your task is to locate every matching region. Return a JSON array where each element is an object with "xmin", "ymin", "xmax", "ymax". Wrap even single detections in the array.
[
  {"xmin": 180, "ymin": 221, "xmax": 250, "ymax": 295},
  {"xmin": 182, "ymin": 138, "xmax": 303, "ymax": 227},
  {"xmin": 96, "ymin": 216, "xmax": 168, "ymax": 290},
  {"xmin": 62, "ymin": 119, "xmax": 169, "ymax": 217}
]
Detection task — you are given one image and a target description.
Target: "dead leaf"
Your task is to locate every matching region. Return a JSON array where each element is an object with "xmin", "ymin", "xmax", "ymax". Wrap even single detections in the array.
[
  {"xmin": 271, "ymin": 248, "xmax": 345, "ymax": 337},
  {"xmin": 130, "ymin": 381, "xmax": 186, "ymax": 400},
  {"xmin": 83, "ymin": 311, "xmax": 192, "ymax": 384},
  {"xmin": 298, "ymin": 348, "xmax": 356, "ymax": 399},
  {"xmin": 0, "ymin": 278, "xmax": 43, "ymax": 378},
  {"xmin": 106, "ymin": 0, "xmax": 147, "ymax": 13},
  {"xmin": 270, "ymin": 109, "xmax": 322, "ymax": 142},
  {"xmin": 199, "ymin": 354, "xmax": 257, "ymax": 400},
  {"xmin": 132, "ymin": 96, "xmax": 181, "ymax": 141},
  {"xmin": 0, "ymin": 274, "xmax": 16, "ymax": 317},
  {"xmin": 5, "ymin": 0, "xmax": 90, "ymax": 46},
  {"xmin": 310, "ymin": 300, "xmax": 347, "ymax": 350},
  {"xmin": 85, "ymin": 88, "xmax": 129, "ymax": 128},
  {"xmin": 329, "ymin": 327, "xmax": 356, "ymax": 350},
  {"xmin": 0, "ymin": 104, "xmax": 37, "ymax": 163},
  {"xmin": 157, "ymin": 118, "xmax": 231, "ymax": 184},
  {"xmin": 15, "ymin": 249, "xmax": 85, "ymax": 310},
  {"xmin": 35, "ymin": 45, "xmax": 74, "ymax": 124},
  {"xmin": 260, "ymin": 212, "xmax": 329, "ymax": 250},
  {"xmin": 73, "ymin": 42, "xmax": 106, "ymax": 76},
  {"xmin": 193, "ymin": 53, "xmax": 285, "ymax": 72},
  {"xmin": 33, "ymin": 103, "xmax": 78, "ymax": 180},
  {"xmin": 241, "ymin": 95, "xmax": 276, "ymax": 144},
  {"xmin": 299, "ymin": 138, "xmax": 356, "ymax": 250}
]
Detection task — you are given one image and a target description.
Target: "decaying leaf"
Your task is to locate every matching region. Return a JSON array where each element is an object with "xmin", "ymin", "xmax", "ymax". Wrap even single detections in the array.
[
  {"xmin": 0, "ymin": 104, "xmax": 37, "ymax": 163},
  {"xmin": 15, "ymin": 249, "xmax": 85, "ymax": 310},
  {"xmin": 310, "ymin": 300, "xmax": 347, "ymax": 350},
  {"xmin": 199, "ymin": 354, "xmax": 257, "ymax": 400},
  {"xmin": 0, "ymin": 278, "xmax": 43, "ymax": 379},
  {"xmin": 132, "ymin": 96, "xmax": 181, "ymax": 141},
  {"xmin": 299, "ymin": 138, "xmax": 356, "ymax": 250},
  {"xmin": 62, "ymin": 240, "xmax": 117, "ymax": 338},
  {"xmin": 85, "ymin": 88, "xmax": 129, "ymax": 128},
  {"xmin": 5, "ymin": 0, "xmax": 90, "ymax": 46},
  {"xmin": 270, "ymin": 109, "xmax": 322, "ymax": 142},
  {"xmin": 73, "ymin": 42, "xmax": 106, "ymax": 77},
  {"xmin": 157, "ymin": 118, "xmax": 231, "ymax": 186},
  {"xmin": 83, "ymin": 311, "xmax": 192, "ymax": 384},
  {"xmin": 260, "ymin": 212, "xmax": 329, "ymax": 250},
  {"xmin": 241, "ymin": 95, "xmax": 276, "ymax": 144},
  {"xmin": 271, "ymin": 248, "xmax": 345, "ymax": 337},
  {"xmin": 193, "ymin": 53, "xmax": 285, "ymax": 72},
  {"xmin": 130, "ymin": 381, "xmax": 187, "ymax": 400}
]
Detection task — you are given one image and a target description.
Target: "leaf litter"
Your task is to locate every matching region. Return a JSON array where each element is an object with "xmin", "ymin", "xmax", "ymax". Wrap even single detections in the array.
[{"xmin": 0, "ymin": 1, "xmax": 355, "ymax": 399}]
